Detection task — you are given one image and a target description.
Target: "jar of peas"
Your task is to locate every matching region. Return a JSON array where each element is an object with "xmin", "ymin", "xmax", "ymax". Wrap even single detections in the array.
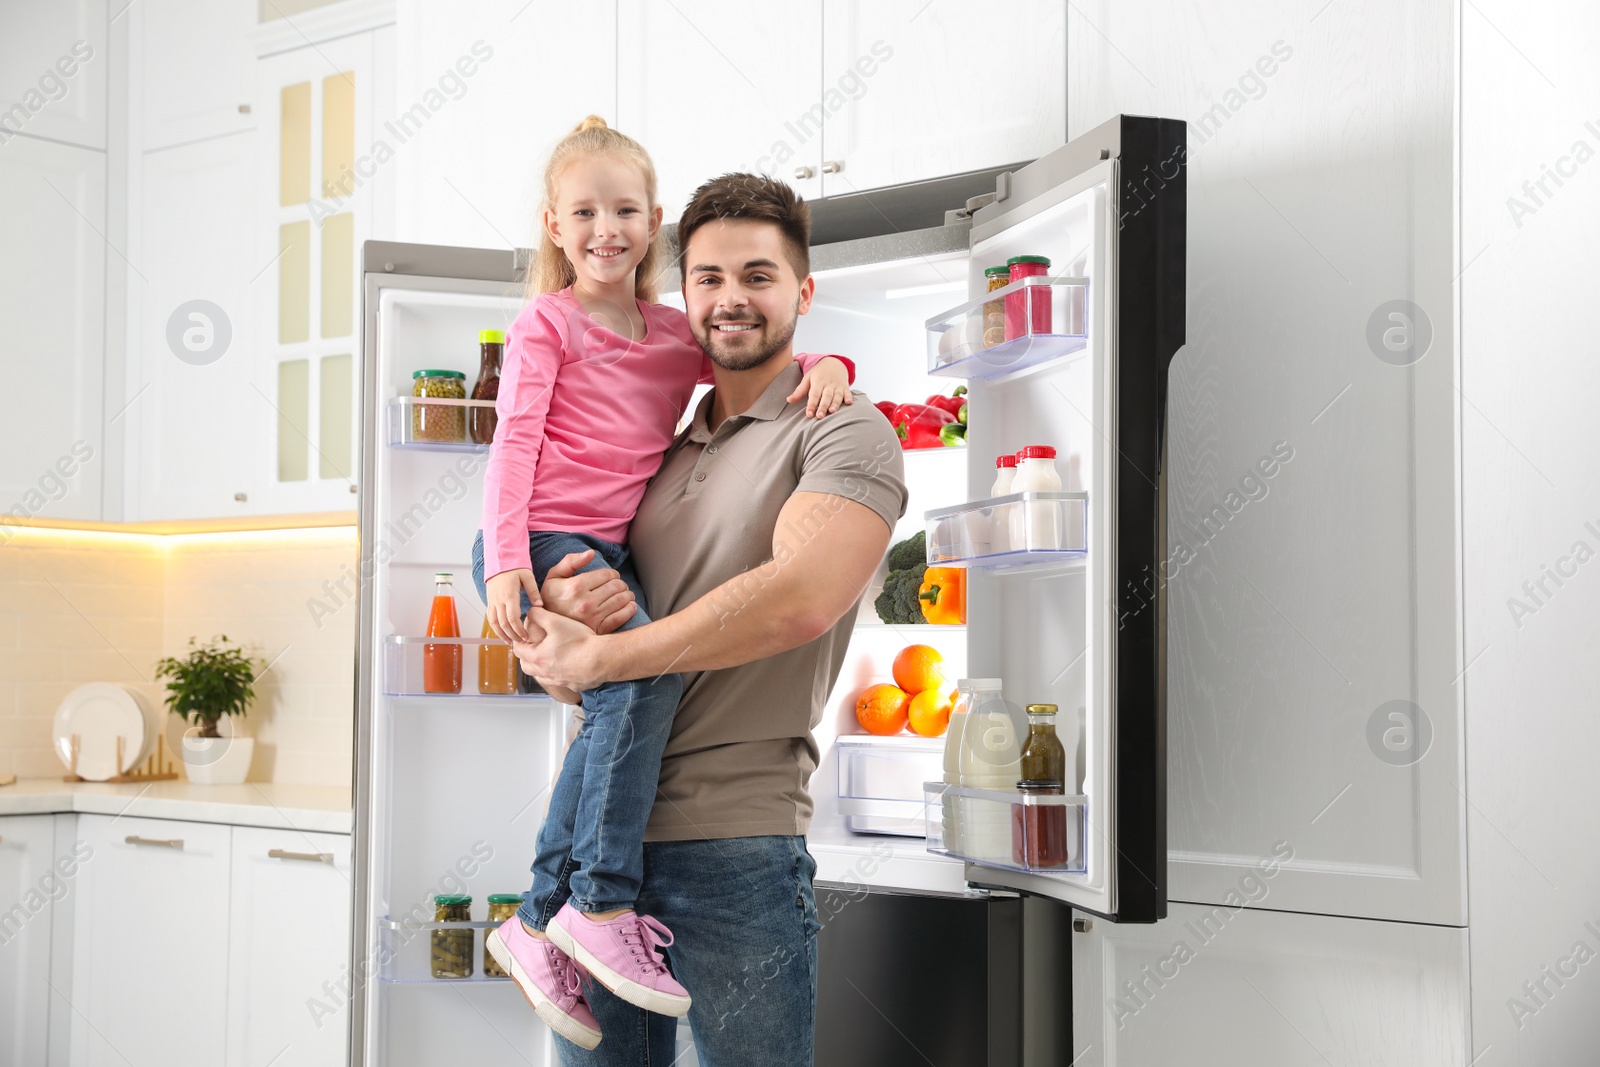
[{"xmin": 412, "ymin": 369, "xmax": 467, "ymax": 442}]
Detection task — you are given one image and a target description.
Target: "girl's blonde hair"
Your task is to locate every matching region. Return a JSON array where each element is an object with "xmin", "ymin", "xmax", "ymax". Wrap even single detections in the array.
[{"xmin": 529, "ymin": 115, "xmax": 662, "ymax": 303}]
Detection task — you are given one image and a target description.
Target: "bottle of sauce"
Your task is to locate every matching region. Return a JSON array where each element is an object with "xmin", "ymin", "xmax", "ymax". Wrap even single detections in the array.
[
  {"xmin": 1005, "ymin": 254, "xmax": 1052, "ymax": 340},
  {"xmin": 478, "ymin": 617, "xmax": 516, "ymax": 694},
  {"xmin": 1010, "ymin": 445, "xmax": 1063, "ymax": 552},
  {"xmin": 939, "ymin": 680, "xmax": 976, "ymax": 853},
  {"xmin": 470, "ymin": 329, "xmax": 504, "ymax": 445},
  {"xmin": 956, "ymin": 680, "xmax": 1021, "ymax": 864},
  {"xmin": 988, "ymin": 453, "xmax": 1018, "ymax": 556},
  {"xmin": 423, "ymin": 573, "xmax": 462, "ymax": 694},
  {"xmin": 1012, "ymin": 703, "xmax": 1069, "ymax": 867}
]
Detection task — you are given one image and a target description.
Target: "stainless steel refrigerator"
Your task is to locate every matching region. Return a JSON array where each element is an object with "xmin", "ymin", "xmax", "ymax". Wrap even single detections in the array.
[{"xmin": 349, "ymin": 113, "xmax": 1184, "ymax": 1066}]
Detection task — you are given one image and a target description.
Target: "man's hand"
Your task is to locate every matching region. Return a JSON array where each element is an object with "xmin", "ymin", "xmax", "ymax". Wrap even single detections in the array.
[
  {"xmin": 540, "ymin": 550, "xmax": 638, "ymax": 634},
  {"xmin": 512, "ymin": 606, "xmax": 610, "ymax": 693},
  {"xmin": 485, "ymin": 568, "xmax": 541, "ymax": 642}
]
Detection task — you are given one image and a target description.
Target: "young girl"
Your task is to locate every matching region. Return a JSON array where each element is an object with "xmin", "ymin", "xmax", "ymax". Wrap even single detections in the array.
[{"xmin": 475, "ymin": 116, "xmax": 852, "ymax": 1050}]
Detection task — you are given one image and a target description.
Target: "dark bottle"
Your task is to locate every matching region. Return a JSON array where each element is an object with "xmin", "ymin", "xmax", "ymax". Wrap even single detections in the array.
[
  {"xmin": 470, "ymin": 329, "xmax": 505, "ymax": 445},
  {"xmin": 1019, "ymin": 703, "xmax": 1066, "ymax": 785}
]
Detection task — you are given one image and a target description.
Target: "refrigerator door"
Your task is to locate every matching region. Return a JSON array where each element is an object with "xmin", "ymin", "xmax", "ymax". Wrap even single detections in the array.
[{"xmin": 936, "ymin": 116, "xmax": 1183, "ymax": 922}]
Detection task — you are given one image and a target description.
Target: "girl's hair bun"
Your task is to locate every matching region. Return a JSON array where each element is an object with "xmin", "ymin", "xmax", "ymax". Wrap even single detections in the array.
[{"xmin": 574, "ymin": 114, "xmax": 609, "ymax": 133}]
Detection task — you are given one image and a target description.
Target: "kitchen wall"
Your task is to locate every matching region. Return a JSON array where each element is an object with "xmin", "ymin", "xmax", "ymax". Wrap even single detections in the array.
[{"xmin": 0, "ymin": 526, "xmax": 356, "ymax": 786}]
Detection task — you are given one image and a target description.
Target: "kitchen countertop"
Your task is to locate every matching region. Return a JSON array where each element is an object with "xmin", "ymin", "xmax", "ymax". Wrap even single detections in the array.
[{"xmin": 0, "ymin": 778, "xmax": 353, "ymax": 834}]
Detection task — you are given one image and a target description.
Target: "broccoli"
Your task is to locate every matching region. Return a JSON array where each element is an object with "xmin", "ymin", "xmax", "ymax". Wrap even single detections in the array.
[
  {"xmin": 886, "ymin": 531, "xmax": 927, "ymax": 574},
  {"xmin": 874, "ymin": 566, "xmax": 928, "ymax": 625}
]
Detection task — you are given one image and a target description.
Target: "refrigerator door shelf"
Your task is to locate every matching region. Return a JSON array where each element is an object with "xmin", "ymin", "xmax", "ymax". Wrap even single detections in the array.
[
  {"xmin": 382, "ymin": 634, "xmax": 555, "ymax": 699},
  {"xmin": 923, "ymin": 782, "xmax": 1087, "ymax": 876},
  {"xmin": 385, "ymin": 395, "xmax": 494, "ymax": 452},
  {"xmin": 373, "ymin": 914, "xmax": 509, "ymax": 984},
  {"xmin": 925, "ymin": 491, "xmax": 1088, "ymax": 569},
  {"xmin": 926, "ymin": 275, "xmax": 1089, "ymax": 380}
]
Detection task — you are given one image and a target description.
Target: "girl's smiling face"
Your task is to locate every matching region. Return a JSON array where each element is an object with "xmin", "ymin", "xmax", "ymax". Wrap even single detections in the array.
[{"xmin": 543, "ymin": 154, "xmax": 663, "ymax": 294}]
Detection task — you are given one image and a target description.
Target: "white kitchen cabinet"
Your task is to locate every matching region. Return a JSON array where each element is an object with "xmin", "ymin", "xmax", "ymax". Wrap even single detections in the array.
[
  {"xmin": 69, "ymin": 815, "xmax": 232, "ymax": 1067},
  {"xmin": 0, "ymin": 0, "xmax": 108, "ymax": 150},
  {"xmin": 0, "ymin": 135, "xmax": 106, "ymax": 523},
  {"xmin": 0, "ymin": 815, "xmax": 60, "ymax": 1067},
  {"xmin": 616, "ymin": 0, "xmax": 823, "ymax": 217},
  {"xmin": 1071, "ymin": 903, "xmax": 1469, "ymax": 1066},
  {"xmin": 126, "ymin": 130, "xmax": 261, "ymax": 521},
  {"xmin": 227, "ymin": 827, "xmax": 352, "ymax": 1067},
  {"xmin": 392, "ymin": 0, "xmax": 616, "ymax": 249},
  {"xmin": 819, "ymin": 0, "xmax": 1065, "ymax": 195},
  {"xmin": 136, "ymin": 0, "xmax": 258, "ymax": 151}
]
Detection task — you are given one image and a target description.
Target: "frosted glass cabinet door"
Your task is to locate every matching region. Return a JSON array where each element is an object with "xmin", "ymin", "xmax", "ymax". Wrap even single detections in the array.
[{"xmin": 0, "ymin": 815, "xmax": 58, "ymax": 1067}]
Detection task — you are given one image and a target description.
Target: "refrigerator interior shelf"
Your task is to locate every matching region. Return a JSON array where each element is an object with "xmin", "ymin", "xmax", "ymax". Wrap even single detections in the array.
[
  {"xmin": 386, "ymin": 395, "xmax": 494, "ymax": 452},
  {"xmin": 382, "ymin": 634, "xmax": 551, "ymax": 699},
  {"xmin": 925, "ymin": 491, "xmax": 1088, "ymax": 570},
  {"xmin": 926, "ymin": 275, "xmax": 1088, "ymax": 381},
  {"xmin": 923, "ymin": 781, "xmax": 1087, "ymax": 875}
]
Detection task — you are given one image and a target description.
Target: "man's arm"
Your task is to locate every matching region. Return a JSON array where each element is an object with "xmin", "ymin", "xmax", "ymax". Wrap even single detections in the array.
[{"xmin": 517, "ymin": 492, "xmax": 892, "ymax": 689}]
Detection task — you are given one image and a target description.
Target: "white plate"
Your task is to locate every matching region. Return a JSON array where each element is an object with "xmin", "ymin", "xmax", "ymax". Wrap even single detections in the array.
[{"xmin": 53, "ymin": 683, "xmax": 149, "ymax": 781}]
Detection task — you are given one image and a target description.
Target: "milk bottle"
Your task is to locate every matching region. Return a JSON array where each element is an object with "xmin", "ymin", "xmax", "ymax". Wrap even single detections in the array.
[
  {"xmin": 956, "ymin": 680, "xmax": 1021, "ymax": 863},
  {"xmin": 988, "ymin": 453, "xmax": 1018, "ymax": 557},
  {"xmin": 1009, "ymin": 445, "xmax": 1063, "ymax": 552}
]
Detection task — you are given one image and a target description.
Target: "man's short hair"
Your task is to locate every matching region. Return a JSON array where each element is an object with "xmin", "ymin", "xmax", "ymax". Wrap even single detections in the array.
[{"xmin": 676, "ymin": 173, "xmax": 811, "ymax": 280}]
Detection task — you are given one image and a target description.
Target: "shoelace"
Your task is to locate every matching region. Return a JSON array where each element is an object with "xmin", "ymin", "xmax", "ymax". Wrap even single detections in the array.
[
  {"xmin": 617, "ymin": 914, "xmax": 675, "ymax": 977},
  {"xmin": 545, "ymin": 943, "xmax": 590, "ymax": 1000}
]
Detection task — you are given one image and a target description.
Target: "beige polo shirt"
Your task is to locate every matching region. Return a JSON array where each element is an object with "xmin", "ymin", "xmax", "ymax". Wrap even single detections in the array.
[{"xmin": 629, "ymin": 360, "xmax": 907, "ymax": 841}]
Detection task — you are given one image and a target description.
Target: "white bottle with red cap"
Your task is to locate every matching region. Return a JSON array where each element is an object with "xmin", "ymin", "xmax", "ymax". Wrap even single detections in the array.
[
  {"xmin": 1010, "ymin": 445, "xmax": 1063, "ymax": 551},
  {"xmin": 988, "ymin": 453, "xmax": 1018, "ymax": 556}
]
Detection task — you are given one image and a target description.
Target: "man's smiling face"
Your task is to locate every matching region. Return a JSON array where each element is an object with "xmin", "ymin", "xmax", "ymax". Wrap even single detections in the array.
[{"xmin": 682, "ymin": 218, "xmax": 814, "ymax": 371}]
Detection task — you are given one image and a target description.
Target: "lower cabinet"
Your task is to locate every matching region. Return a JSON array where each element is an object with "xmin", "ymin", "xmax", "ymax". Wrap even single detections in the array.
[
  {"xmin": 0, "ymin": 814, "xmax": 61, "ymax": 1066},
  {"xmin": 62, "ymin": 814, "xmax": 351, "ymax": 1066},
  {"xmin": 1071, "ymin": 902, "xmax": 1470, "ymax": 1066},
  {"xmin": 227, "ymin": 826, "xmax": 352, "ymax": 1067}
]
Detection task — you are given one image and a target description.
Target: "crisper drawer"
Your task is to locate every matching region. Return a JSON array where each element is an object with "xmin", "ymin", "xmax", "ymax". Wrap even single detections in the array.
[{"xmin": 836, "ymin": 735, "xmax": 944, "ymax": 837}]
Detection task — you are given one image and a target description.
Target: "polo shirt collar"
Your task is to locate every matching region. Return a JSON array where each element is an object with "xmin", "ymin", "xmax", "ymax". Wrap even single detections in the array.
[{"xmin": 685, "ymin": 360, "xmax": 804, "ymax": 443}]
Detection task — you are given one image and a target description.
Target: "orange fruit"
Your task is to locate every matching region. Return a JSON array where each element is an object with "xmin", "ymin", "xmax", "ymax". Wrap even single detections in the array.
[
  {"xmin": 855, "ymin": 683, "xmax": 911, "ymax": 736},
  {"xmin": 892, "ymin": 644, "xmax": 946, "ymax": 694},
  {"xmin": 907, "ymin": 687, "xmax": 954, "ymax": 737}
]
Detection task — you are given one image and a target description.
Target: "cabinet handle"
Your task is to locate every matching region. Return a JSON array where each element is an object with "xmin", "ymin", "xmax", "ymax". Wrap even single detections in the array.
[
  {"xmin": 821, "ymin": 160, "xmax": 842, "ymax": 175},
  {"xmin": 238, "ymin": 103, "xmax": 252, "ymax": 114},
  {"xmin": 793, "ymin": 166, "xmax": 815, "ymax": 180},
  {"xmin": 1073, "ymin": 917, "xmax": 1093, "ymax": 933},
  {"xmin": 269, "ymin": 848, "xmax": 334, "ymax": 864},
  {"xmin": 234, "ymin": 492, "xmax": 248, "ymax": 502},
  {"xmin": 126, "ymin": 835, "xmax": 183, "ymax": 849}
]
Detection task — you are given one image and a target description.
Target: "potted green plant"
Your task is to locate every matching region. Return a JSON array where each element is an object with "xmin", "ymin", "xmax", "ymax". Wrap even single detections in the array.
[{"xmin": 154, "ymin": 636, "xmax": 261, "ymax": 785}]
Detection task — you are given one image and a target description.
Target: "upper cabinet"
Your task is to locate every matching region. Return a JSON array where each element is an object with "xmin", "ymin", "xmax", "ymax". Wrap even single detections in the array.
[
  {"xmin": 616, "ymin": 0, "xmax": 824, "ymax": 217},
  {"xmin": 0, "ymin": 0, "xmax": 107, "ymax": 150},
  {"xmin": 819, "ymin": 0, "xmax": 1065, "ymax": 194},
  {"xmin": 137, "ymin": 0, "xmax": 257, "ymax": 151}
]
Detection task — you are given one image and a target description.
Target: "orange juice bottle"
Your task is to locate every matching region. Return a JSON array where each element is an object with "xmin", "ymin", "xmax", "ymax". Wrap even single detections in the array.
[
  {"xmin": 423, "ymin": 573, "xmax": 462, "ymax": 694},
  {"xmin": 478, "ymin": 617, "xmax": 517, "ymax": 694}
]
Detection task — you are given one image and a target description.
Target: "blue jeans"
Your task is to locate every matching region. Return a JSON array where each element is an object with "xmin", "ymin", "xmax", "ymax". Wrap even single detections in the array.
[
  {"xmin": 472, "ymin": 530, "xmax": 682, "ymax": 916},
  {"xmin": 554, "ymin": 836, "xmax": 820, "ymax": 1067}
]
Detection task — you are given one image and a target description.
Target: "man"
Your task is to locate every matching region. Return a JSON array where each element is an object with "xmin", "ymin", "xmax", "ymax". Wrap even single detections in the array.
[{"xmin": 514, "ymin": 173, "xmax": 906, "ymax": 1065}]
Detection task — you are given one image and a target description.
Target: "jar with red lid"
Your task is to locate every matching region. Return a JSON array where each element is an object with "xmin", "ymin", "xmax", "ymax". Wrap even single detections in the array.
[{"xmin": 1004, "ymin": 255, "xmax": 1052, "ymax": 341}]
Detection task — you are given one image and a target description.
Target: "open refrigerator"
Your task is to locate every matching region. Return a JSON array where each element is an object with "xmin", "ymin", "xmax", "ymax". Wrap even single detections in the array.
[{"xmin": 349, "ymin": 114, "xmax": 1183, "ymax": 1066}]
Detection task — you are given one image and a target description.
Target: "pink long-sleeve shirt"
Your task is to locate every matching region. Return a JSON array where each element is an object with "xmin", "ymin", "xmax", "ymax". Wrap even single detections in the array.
[{"xmin": 480, "ymin": 289, "xmax": 852, "ymax": 579}]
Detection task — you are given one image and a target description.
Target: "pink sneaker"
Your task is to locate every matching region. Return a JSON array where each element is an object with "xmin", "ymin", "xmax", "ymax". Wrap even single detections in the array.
[
  {"xmin": 485, "ymin": 918, "xmax": 603, "ymax": 1049},
  {"xmin": 546, "ymin": 903, "xmax": 692, "ymax": 1017}
]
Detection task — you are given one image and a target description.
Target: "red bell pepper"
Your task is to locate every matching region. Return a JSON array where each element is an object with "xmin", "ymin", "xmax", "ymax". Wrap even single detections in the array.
[
  {"xmin": 924, "ymin": 386, "xmax": 967, "ymax": 419},
  {"xmin": 892, "ymin": 402, "xmax": 956, "ymax": 449},
  {"xmin": 874, "ymin": 400, "xmax": 898, "ymax": 423}
]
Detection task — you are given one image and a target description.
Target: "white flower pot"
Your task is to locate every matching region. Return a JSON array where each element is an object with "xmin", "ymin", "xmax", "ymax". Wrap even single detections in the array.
[{"xmin": 181, "ymin": 735, "xmax": 254, "ymax": 785}]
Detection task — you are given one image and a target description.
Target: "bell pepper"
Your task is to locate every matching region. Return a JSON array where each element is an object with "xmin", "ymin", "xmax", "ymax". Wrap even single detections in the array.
[
  {"xmin": 924, "ymin": 386, "xmax": 968, "ymax": 419},
  {"xmin": 892, "ymin": 403, "xmax": 956, "ymax": 449},
  {"xmin": 918, "ymin": 567, "xmax": 966, "ymax": 624},
  {"xmin": 940, "ymin": 422, "xmax": 966, "ymax": 446},
  {"xmin": 874, "ymin": 400, "xmax": 898, "ymax": 423}
]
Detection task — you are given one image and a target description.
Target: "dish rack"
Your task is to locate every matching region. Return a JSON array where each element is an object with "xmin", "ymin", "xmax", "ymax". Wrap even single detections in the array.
[{"xmin": 62, "ymin": 733, "xmax": 179, "ymax": 783}]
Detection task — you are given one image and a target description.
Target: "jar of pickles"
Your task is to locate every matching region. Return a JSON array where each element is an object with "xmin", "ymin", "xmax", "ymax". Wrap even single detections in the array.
[
  {"xmin": 483, "ymin": 895, "xmax": 523, "ymax": 977},
  {"xmin": 412, "ymin": 369, "xmax": 467, "ymax": 442},
  {"xmin": 431, "ymin": 894, "xmax": 474, "ymax": 979},
  {"xmin": 982, "ymin": 264, "xmax": 1010, "ymax": 348}
]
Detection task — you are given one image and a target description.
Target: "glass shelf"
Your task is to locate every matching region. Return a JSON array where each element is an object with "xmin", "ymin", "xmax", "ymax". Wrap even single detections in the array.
[
  {"xmin": 924, "ymin": 491, "xmax": 1088, "ymax": 570},
  {"xmin": 386, "ymin": 396, "xmax": 494, "ymax": 452},
  {"xmin": 927, "ymin": 275, "xmax": 1088, "ymax": 381},
  {"xmin": 374, "ymin": 914, "xmax": 511, "ymax": 984},
  {"xmin": 382, "ymin": 635, "xmax": 551, "ymax": 698},
  {"xmin": 923, "ymin": 781, "xmax": 1086, "ymax": 874}
]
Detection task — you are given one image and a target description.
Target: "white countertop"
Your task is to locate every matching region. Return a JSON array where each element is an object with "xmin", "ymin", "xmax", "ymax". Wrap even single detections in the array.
[{"xmin": 0, "ymin": 778, "xmax": 352, "ymax": 834}]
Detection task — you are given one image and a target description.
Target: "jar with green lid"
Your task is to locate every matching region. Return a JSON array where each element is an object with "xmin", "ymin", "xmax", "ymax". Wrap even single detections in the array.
[
  {"xmin": 982, "ymin": 264, "xmax": 1010, "ymax": 348},
  {"xmin": 431, "ymin": 894, "xmax": 473, "ymax": 979},
  {"xmin": 412, "ymin": 370, "xmax": 467, "ymax": 443},
  {"xmin": 482, "ymin": 895, "xmax": 523, "ymax": 977}
]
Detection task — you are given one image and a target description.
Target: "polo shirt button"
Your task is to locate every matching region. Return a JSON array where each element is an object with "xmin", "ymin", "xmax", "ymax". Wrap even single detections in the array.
[
  {"xmin": 708, "ymin": 445, "xmax": 718, "ymax": 454},
  {"xmin": 695, "ymin": 472, "xmax": 707, "ymax": 482}
]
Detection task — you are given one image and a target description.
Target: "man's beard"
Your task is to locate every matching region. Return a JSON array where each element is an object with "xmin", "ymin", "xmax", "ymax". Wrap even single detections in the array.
[{"xmin": 695, "ymin": 300, "xmax": 799, "ymax": 371}]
